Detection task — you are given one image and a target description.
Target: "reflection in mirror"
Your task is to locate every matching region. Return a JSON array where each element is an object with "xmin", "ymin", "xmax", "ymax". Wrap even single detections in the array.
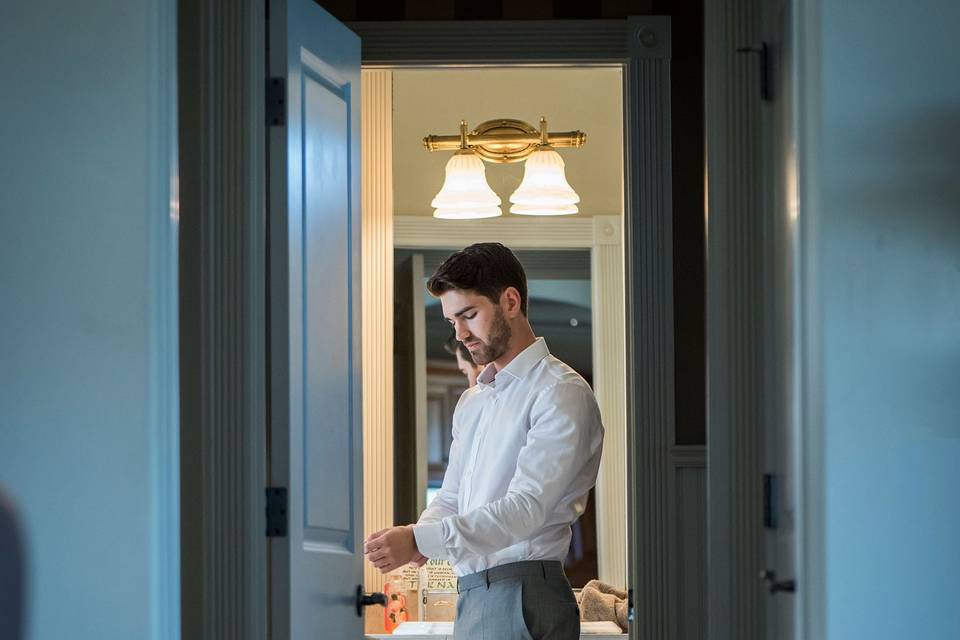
[{"xmin": 393, "ymin": 248, "xmax": 599, "ymax": 586}]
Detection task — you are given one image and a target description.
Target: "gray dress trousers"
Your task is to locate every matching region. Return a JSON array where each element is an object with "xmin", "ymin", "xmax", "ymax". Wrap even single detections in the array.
[{"xmin": 454, "ymin": 560, "xmax": 580, "ymax": 640}]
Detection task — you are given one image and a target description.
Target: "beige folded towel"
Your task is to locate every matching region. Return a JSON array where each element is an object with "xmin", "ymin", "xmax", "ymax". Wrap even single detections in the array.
[{"xmin": 576, "ymin": 579, "xmax": 628, "ymax": 632}]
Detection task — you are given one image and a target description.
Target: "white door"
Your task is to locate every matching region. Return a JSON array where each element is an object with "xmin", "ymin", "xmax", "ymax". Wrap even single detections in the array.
[
  {"xmin": 267, "ymin": 2, "xmax": 363, "ymax": 638},
  {"xmin": 761, "ymin": 0, "xmax": 798, "ymax": 637}
]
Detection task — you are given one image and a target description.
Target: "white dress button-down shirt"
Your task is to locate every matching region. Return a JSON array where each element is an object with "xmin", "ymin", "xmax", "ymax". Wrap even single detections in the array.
[{"xmin": 413, "ymin": 337, "xmax": 605, "ymax": 577}]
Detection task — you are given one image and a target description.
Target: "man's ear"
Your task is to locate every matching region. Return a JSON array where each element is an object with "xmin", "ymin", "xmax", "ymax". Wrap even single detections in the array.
[{"xmin": 501, "ymin": 287, "xmax": 522, "ymax": 318}]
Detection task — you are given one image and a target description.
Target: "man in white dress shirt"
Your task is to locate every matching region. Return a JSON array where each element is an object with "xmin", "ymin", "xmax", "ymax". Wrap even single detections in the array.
[{"xmin": 364, "ymin": 242, "xmax": 604, "ymax": 639}]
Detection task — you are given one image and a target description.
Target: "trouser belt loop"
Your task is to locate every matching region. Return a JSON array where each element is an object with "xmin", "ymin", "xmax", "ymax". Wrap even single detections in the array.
[
  {"xmin": 485, "ymin": 569, "xmax": 491, "ymax": 589},
  {"xmin": 540, "ymin": 561, "xmax": 547, "ymax": 580}
]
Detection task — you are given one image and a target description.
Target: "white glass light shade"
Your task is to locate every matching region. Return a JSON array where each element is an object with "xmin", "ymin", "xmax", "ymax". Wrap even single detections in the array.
[
  {"xmin": 431, "ymin": 150, "xmax": 502, "ymax": 219},
  {"xmin": 509, "ymin": 146, "xmax": 580, "ymax": 216}
]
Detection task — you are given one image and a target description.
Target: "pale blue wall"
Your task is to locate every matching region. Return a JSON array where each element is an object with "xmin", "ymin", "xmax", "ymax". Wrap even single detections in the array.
[
  {"xmin": 0, "ymin": 2, "xmax": 178, "ymax": 639},
  {"xmin": 817, "ymin": 0, "xmax": 960, "ymax": 636}
]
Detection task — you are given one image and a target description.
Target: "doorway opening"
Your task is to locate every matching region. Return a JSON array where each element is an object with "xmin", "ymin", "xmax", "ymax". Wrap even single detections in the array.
[
  {"xmin": 182, "ymin": 11, "xmax": 683, "ymax": 639},
  {"xmin": 360, "ymin": 65, "xmax": 628, "ymax": 635}
]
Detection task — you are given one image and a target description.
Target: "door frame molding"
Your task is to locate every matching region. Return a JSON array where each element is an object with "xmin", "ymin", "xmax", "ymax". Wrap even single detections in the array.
[
  {"xmin": 703, "ymin": 1, "xmax": 827, "ymax": 636},
  {"xmin": 349, "ymin": 19, "xmax": 630, "ymax": 65},
  {"xmin": 795, "ymin": 1, "xmax": 827, "ymax": 637},
  {"xmin": 183, "ymin": 13, "xmax": 677, "ymax": 640},
  {"xmin": 178, "ymin": 0, "xmax": 267, "ymax": 638},
  {"xmin": 349, "ymin": 18, "xmax": 676, "ymax": 639},
  {"xmin": 703, "ymin": 1, "xmax": 766, "ymax": 638},
  {"xmin": 153, "ymin": 0, "xmax": 180, "ymax": 635}
]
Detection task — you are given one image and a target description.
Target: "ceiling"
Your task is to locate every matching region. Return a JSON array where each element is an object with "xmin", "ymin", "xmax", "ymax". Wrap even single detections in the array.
[{"xmin": 392, "ymin": 67, "xmax": 623, "ymax": 218}]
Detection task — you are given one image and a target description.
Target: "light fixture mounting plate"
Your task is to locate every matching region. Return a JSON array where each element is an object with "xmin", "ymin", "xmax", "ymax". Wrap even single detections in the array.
[
  {"xmin": 470, "ymin": 119, "xmax": 540, "ymax": 163},
  {"xmin": 423, "ymin": 117, "xmax": 586, "ymax": 163}
]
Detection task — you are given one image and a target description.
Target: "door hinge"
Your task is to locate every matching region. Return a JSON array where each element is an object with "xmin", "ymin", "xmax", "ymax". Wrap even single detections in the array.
[
  {"xmin": 735, "ymin": 42, "xmax": 773, "ymax": 102},
  {"xmin": 763, "ymin": 473, "xmax": 779, "ymax": 529},
  {"xmin": 266, "ymin": 77, "xmax": 286, "ymax": 126},
  {"xmin": 265, "ymin": 487, "xmax": 288, "ymax": 537}
]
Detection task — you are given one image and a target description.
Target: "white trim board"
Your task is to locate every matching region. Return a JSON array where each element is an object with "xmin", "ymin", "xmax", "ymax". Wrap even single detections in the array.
[{"xmin": 394, "ymin": 215, "xmax": 598, "ymax": 249}]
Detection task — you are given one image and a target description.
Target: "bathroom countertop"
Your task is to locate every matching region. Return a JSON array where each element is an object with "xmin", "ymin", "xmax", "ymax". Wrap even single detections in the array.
[
  {"xmin": 366, "ymin": 620, "xmax": 627, "ymax": 639},
  {"xmin": 366, "ymin": 634, "xmax": 627, "ymax": 639}
]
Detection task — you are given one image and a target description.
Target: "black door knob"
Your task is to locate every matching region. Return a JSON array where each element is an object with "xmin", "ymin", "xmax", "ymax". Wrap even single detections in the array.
[
  {"xmin": 356, "ymin": 585, "xmax": 387, "ymax": 616},
  {"xmin": 760, "ymin": 570, "xmax": 796, "ymax": 594}
]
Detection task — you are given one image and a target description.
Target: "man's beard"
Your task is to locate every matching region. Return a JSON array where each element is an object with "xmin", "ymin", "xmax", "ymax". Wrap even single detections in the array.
[{"xmin": 468, "ymin": 308, "xmax": 512, "ymax": 365}]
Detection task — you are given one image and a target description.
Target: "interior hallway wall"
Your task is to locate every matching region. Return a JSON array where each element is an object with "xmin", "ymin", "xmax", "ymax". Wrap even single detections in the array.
[
  {"xmin": 0, "ymin": 1, "xmax": 179, "ymax": 638},
  {"xmin": 803, "ymin": 0, "xmax": 960, "ymax": 636}
]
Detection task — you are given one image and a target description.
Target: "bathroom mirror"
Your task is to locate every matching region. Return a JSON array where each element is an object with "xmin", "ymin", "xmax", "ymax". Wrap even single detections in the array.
[{"xmin": 393, "ymin": 248, "xmax": 598, "ymax": 585}]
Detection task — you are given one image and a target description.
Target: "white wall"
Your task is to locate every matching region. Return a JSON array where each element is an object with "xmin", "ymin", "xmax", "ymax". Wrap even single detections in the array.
[
  {"xmin": 0, "ymin": 2, "xmax": 179, "ymax": 638},
  {"xmin": 802, "ymin": 1, "xmax": 960, "ymax": 636},
  {"xmin": 391, "ymin": 68, "xmax": 623, "ymax": 217}
]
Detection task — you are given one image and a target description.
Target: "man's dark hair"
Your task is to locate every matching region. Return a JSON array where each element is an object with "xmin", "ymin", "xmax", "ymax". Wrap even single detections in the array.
[
  {"xmin": 426, "ymin": 242, "xmax": 528, "ymax": 315},
  {"xmin": 443, "ymin": 332, "xmax": 474, "ymax": 364}
]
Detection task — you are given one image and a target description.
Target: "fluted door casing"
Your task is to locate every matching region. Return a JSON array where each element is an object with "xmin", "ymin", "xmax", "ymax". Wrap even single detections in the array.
[
  {"xmin": 361, "ymin": 69, "xmax": 396, "ymax": 595},
  {"xmin": 592, "ymin": 215, "xmax": 628, "ymax": 588},
  {"xmin": 179, "ymin": 0, "xmax": 267, "ymax": 638},
  {"xmin": 623, "ymin": 16, "xmax": 676, "ymax": 640},
  {"xmin": 705, "ymin": 0, "xmax": 766, "ymax": 638}
]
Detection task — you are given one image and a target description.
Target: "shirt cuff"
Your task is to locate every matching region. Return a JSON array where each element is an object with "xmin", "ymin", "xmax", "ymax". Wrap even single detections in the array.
[{"xmin": 412, "ymin": 521, "xmax": 446, "ymax": 559}]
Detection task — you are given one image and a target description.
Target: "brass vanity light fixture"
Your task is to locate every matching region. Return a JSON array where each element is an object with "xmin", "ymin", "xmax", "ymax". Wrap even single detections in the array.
[
  {"xmin": 425, "ymin": 117, "xmax": 585, "ymax": 219},
  {"xmin": 429, "ymin": 121, "xmax": 503, "ymax": 219}
]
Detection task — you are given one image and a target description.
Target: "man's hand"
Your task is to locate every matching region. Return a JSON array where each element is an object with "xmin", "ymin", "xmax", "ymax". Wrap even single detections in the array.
[
  {"xmin": 363, "ymin": 525, "xmax": 422, "ymax": 574},
  {"xmin": 410, "ymin": 551, "xmax": 428, "ymax": 567}
]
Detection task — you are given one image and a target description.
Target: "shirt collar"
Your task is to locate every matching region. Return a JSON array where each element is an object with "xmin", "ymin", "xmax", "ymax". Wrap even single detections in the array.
[{"xmin": 476, "ymin": 337, "xmax": 550, "ymax": 388}]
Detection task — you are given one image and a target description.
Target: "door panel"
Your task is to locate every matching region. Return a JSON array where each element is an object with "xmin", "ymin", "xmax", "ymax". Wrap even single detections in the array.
[
  {"xmin": 303, "ymin": 68, "xmax": 353, "ymax": 539},
  {"xmin": 268, "ymin": 2, "xmax": 362, "ymax": 638},
  {"xmin": 762, "ymin": 0, "xmax": 798, "ymax": 637}
]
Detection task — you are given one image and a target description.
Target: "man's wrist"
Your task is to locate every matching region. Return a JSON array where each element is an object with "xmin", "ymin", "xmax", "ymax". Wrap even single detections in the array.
[{"xmin": 404, "ymin": 525, "xmax": 421, "ymax": 555}]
